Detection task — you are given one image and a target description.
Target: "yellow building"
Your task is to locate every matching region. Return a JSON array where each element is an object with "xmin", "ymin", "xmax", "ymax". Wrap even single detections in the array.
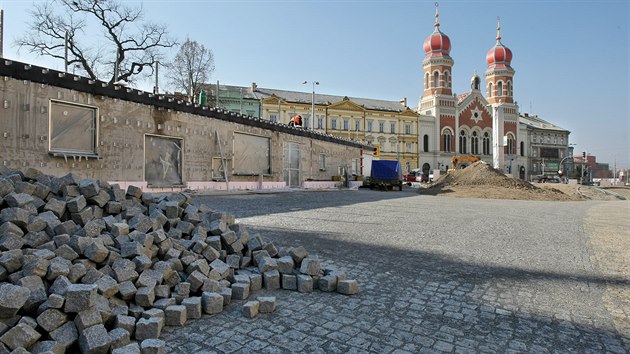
[{"xmin": 252, "ymin": 84, "xmax": 420, "ymax": 174}]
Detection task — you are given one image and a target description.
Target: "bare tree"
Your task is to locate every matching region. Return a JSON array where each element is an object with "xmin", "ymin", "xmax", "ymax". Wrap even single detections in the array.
[
  {"xmin": 16, "ymin": 0, "xmax": 176, "ymax": 85},
  {"xmin": 165, "ymin": 38, "xmax": 215, "ymax": 101}
]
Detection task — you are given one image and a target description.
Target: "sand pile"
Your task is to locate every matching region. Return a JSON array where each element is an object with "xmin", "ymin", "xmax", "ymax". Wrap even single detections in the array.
[{"xmin": 418, "ymin": 161, "xmax": 576, "ymax": 201}]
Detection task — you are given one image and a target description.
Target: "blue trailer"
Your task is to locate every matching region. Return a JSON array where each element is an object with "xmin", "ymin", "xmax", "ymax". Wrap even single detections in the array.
[{"xmin": 364, "ymin": 160, "xmax": 403, "ymax": 191}]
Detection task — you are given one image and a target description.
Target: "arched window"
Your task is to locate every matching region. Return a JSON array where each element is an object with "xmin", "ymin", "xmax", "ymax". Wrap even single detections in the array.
[
  {"xmin": 459, "ymin": 130, "xmax": 467, "ymax": 154},
  {"xmin": 507, "ymin": 81, "xmax": 511, "ymax": 96},
  {"xmin": 488, "ymin": 83, "xmax": 493, "ymax": 97},
  {"xmin": 506, "ymin": 133, "xmax": 515, "ymax": 155},
  {"xmin": 471, "ymin": 131, "xmax": 479, "ymax": 155},
  {"xmin": 425, "ymin": 73, "xmax": 429, "ymax": 89},
  {"xmin": 520, "ymin": 141, "xmax": 524, "ymax": 156},
  {"xmin": 423, "ymin": 134, "xmax": 429, "ymax": 152},
  {"xmin": 434, "ymin": 71, "xmax": 439, "ymax": 88},
  {"xmin": 482, "ymin": 132, "xmax": 490, "ymax": 155},
  {"xmin": 444, "ymin": 71, "xmax": 449, "ymax": 88},
  {"xmin": 442, "ymin": 129, "xmax": 452, "ymax": 152},
  {"xmin": 497, "ymin": 81, "xmax": 503, "ymax": 96}
]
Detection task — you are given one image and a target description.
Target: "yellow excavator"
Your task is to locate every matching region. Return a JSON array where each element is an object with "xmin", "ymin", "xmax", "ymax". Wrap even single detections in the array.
[{"xmin": 450, "ymin": 155, "xmax": 480, "ymax": 172}]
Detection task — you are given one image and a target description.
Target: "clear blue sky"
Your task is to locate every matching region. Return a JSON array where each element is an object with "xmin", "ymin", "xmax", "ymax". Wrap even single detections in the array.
[{"xmin": 2, "ymin": 0, "xmax": 629, "ymax": 168}]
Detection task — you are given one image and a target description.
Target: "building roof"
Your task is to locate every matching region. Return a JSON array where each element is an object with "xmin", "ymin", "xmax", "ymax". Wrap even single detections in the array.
[
  {"xmin": 206, "ymin": 84, "xmax": 408, "ymax": 113},
  {"xmin": 456, "ymin": 92, "xmax": 471, "ymax": 103},
  {"xmin": 520, "ymin": 113, "xmax": 569, "ymax": 133}
]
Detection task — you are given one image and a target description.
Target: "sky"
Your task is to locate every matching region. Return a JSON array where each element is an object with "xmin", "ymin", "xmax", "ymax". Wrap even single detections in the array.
[{"xmin": 1, "ymin": 0, "xmax": 629, "ymax": 168}]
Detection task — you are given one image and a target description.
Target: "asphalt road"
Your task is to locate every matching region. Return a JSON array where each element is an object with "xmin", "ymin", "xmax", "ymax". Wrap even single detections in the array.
[{"xmin": 162, "ymin": 188, "xmax": 629, "ymax": 353}]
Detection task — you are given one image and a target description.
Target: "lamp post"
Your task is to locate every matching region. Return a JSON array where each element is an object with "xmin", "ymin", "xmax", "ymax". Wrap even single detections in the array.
[{"xmin": 302, "ymin": 81, "xmax": 319, "ymax": 129}]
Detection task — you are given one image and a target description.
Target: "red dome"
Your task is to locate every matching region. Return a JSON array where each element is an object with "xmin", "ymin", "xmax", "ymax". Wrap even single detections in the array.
[
  {"xmin": 486, "ymin": 42, "xmax": 512, "ymax": 68},
  {"xmin": 423, "ymin": 28, "xmax": 451, "ymax": 58}
]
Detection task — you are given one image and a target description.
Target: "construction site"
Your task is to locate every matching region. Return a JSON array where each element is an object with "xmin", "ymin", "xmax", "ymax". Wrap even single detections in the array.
[{"xmin": 417, "ymin": 161, "xmax": 630, "ymax": 201}]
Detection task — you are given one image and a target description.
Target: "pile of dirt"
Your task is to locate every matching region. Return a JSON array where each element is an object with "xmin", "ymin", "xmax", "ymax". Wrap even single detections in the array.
[{"xmin": 418, "ymin": 161, "xmax": 578, "ymax": 201}]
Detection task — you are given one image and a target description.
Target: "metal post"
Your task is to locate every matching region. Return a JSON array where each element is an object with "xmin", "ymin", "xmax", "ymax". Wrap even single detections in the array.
[
  {"xmin": 154, "ymin": 61, "xmax": 159, "ymax": 94},
  {"xmin": 113, "ymin": 51, "xmax": 119, "ymax": 83},
  {"xmin": 303, "ymin": 81, "xmax": 318, "ymax": 129},
  {"xmin": 65, "ymin": 31, "xmax": 69, "ymax": 73},
  {"xmin": 216, "ymin": 80, "xmax": 219, "ymax": 108},
  {"xmin": 0, "ymin": 9, "xmax": 4, "ymax": 58},
  {"xmin": 311, "ymin": 88, "xmax": 315, "ymax": 129}
]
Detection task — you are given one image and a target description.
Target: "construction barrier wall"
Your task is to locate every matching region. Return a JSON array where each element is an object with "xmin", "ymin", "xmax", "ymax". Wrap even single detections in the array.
[{"xmin": 0, "ymin": 60, "xmax": 366, "ymax": 191}]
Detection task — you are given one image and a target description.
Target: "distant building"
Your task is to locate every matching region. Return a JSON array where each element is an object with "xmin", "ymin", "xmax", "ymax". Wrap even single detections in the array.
[
  {"xmin": 200, "ymin": 83, "xmax": 261, "ymax": 118},
  {"xmin": 520, "ymin": 113, "xmax": 571, "ymax": 181}
]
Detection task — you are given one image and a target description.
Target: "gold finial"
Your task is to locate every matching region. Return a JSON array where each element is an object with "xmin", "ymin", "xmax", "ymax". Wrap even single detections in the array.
[
  {"xmin": 434, "ymin": 2, "xmax": 440, "ymax": 27},
  {"xmin": 496, "ymin": 16, "xmax": 501, "ymax": 41}
]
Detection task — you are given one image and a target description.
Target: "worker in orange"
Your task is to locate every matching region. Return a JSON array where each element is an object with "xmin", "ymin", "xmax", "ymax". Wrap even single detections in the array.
[{"xmin": 288, "ymin": 115, "xmax": 302, "ymax": 127}]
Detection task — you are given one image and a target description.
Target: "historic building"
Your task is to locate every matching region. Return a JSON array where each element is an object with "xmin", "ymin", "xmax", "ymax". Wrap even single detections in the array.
[{"xmin": 417, "ymin": 5, "xmax": 520, "ymax": 177}]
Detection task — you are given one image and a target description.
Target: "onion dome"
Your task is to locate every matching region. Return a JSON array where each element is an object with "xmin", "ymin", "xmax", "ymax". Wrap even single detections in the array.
[
  {"xmin": 423, "ymin": 3, "xmax": 451, "ymax": 58},
  {"xmin": 486, "ymin": 17, "xmax": 513, "ymax": 68}
]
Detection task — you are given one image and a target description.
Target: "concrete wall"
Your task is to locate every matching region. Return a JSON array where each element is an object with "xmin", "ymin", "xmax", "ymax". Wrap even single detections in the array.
[{"xmin": 0, "ymin": 60, "xmax": 365, "ymax": 191}]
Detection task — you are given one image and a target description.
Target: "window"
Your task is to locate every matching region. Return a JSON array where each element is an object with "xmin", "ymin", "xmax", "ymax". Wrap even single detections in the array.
[
  {"xmin": 459, "ymin": 130, "xmax": 467, "ymax": 154},
  {"xmin": 49, "ymin": 100, "xmax": 98, "ymax": 155},
  {"xmin": 319, "ymin": 154, "xmax": 326, "ymax": 171},
  {"xmin": 434, "ymin": 71, "xmax": 439, "ymax": 88},
  {"xmin": 367, "ymin": 120, "xmax": 373, "ymax": 132},
  {"xmin": 507, "ymin": 81, "xmax": 511, "ymax": 96},
  {"xmin": 444, "ymin": 71, "xmax": 449, "ymax": 88},
  {"xmin": 390, "ymin": 122, "xmax": 396, "ymax": 133},
  {"xmin": 343, "ymin": 119, "xmax": 349, "ymax": 131},
  {"xmin": 405, "ymin": 162, "xmax": 410, "ymax": 173},
  {"xmin": 355, "ymin": 120, "xmax": 360, "ymax": 131},
  {"xmin": 442, "ymin": 129, "xmax": 453, "ymax": 152},
  {"xmin": 425, "ymin": 73, "xmax": 429, "ymax": 89},
  {"xmin": 520, "ymin": 141, "xmax": 525, "ymax": 156},
  {"xmin": 331, "ymin": 119, "xmax": 337, "ymax": 130},
  {"xmin": 483, "ymin": 132, "xmax": 490, "ymax": 155},
  {"xmin": 497, "ymin": 81, "xmax": 503, "ymax": 96},
  {"xmin": 423, "ymin": 134, "xmax": 429, "ymax": 152},
  {"xmin": 506, "ymin": 134, "xmax": 515, "ymax": 155},
  {"xmin": 379, "ymin": 122, "xmax": 384, "ymax": 133},
  {"xmin": 351, "ymin": 158, "xmax": 359, "ymax": 175},
  {"xmin": 471, "ymin": 131, "xmax": 479, "ymax": 155},
  {"xmin": 406, "ymin": 142, "xmax": 413, "ymax": 152},
  {"xmin": 303, "ymin": 114, "xmax": 310, "ymax": 129},
  {"xmin": 405, "ymin": 124, "xmax": 411, "ymax": 135},
  {"xmin": 488, "ymin": 83, "xmax": 493, "ymax": 97},
  {"xmin": 317, "ymin": 116, "xmax": 324, "ymax": 129}
]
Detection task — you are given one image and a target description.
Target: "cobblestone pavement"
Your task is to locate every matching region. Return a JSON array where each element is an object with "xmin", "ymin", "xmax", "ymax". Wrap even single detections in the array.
[{"xmin": 162, "ymin": 189, "xmax": 630, "ymax": 353}]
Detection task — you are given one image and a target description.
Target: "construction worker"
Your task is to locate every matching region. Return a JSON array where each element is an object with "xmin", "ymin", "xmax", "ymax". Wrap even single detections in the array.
[{"xmin": 288, "ymin": 115, "xmax": 302, "ymax": 127}]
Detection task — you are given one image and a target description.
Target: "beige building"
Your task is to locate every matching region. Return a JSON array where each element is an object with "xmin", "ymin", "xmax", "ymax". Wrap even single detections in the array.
[{"xmin": 251, "ymin": 86, "xmax": 420, "ymax": 175}]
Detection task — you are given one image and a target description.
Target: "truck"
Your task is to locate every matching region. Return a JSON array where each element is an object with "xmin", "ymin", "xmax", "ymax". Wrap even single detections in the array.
[{"xmin": 364, "ymin": 160, "xmax": 403, "ymax": 191}]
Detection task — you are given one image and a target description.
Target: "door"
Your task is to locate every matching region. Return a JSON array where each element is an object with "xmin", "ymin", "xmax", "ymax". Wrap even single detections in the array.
[{"xmin": 283, "ymin": 142, "xmax": 301, "ymax": 188}]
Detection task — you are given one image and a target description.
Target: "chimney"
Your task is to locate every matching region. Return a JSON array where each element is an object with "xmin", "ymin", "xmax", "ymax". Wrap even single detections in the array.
[
  {"xmin": 399, "ymin": 97, "xmax": 407, "ymax": 107},
  {"xmin": 251, "ymin": 82, "xmax": 257, "ymax": 91},
  {"xmin": 524, "ymin": 113, "xmax": 529, "ymax": 117}
]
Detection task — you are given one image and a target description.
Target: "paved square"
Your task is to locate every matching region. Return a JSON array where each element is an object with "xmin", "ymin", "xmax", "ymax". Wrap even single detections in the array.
[{"xmin": 163, "ymin": 190, "xmax": 630, "ymax": 353}]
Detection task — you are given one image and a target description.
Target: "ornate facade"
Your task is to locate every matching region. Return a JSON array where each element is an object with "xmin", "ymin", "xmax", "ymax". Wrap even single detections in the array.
[{"xmin": 417, "ymin": 4, "xmax": 525, "ymax": 178}]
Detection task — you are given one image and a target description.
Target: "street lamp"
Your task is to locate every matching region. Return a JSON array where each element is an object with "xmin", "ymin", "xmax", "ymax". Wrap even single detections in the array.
[{"xmin": 302, "ymin": 81, "xmax": 319, "ymax": 129}]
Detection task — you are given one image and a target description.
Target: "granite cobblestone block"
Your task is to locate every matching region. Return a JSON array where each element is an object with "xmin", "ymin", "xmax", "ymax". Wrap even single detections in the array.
[{"xmin": 0, "ymin": 169, "xmax": 358, "ymax": 352}]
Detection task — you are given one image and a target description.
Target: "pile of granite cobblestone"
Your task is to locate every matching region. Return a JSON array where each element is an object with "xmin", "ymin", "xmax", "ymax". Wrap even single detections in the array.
[{"xmin": 0, "ymin": 167, "xmax": 358, "ymax": 353}]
